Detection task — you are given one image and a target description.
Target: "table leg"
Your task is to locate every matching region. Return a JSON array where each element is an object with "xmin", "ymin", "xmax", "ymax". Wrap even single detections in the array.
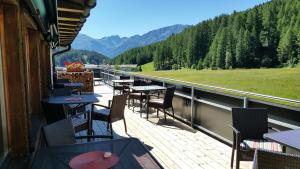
[
  {"xmin": 282, "ymin": 146, "xmax": 286, "ymax": 153},
  {"xmin": 140, "ymin": 92, "xmax": 142, "ymax": 117},
  {"xmin": 113, "ymin": 82, "xmax": 115, "ymax": 95},
  {"xmin": 88, "ymin": 108, "xmax": 92, "ymax": 142}
]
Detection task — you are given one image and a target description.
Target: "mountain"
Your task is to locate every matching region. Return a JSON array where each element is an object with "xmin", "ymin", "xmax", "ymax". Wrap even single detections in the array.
[
  {"xmin": 54, "ymin": 49, "xmax": 109, "ymax": 67},
  {"xmin": 72, "ymin": 24, "xmax": 189, "ymax": 57},
  {"xmin": 112, "ymin": 0, "xmax": 300, "ymax": 70}
]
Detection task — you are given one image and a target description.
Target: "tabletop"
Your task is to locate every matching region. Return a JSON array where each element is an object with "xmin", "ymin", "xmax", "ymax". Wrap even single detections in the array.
[
  {"xmin": 31, "ymin": 138, "xmax": 163, "ymax": 169},
  {"xmin": 62, "ymin": 82, "xmax": 84, "ymax": 88},
  {"xmin": 130, "ymin": 85, "xmax": 166, "ymax": 92},
  {"xmin": 264, "ymin": 129, "xmax": 300, "ymax": 150},
  {"xmin": 112, "ymin": 79, "xmax": 134, "ymax": 83},
  {"xmin": 42, "ymin": 94, "xmax": 99, "ymax": 104}
]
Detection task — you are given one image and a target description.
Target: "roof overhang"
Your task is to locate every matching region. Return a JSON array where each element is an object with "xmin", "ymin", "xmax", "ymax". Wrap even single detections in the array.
[
  {"xmin": 24, "ymin": 0, "xmax": 96, "ymax": 48},
  {"xmin": 57, "ymin": 0, "xmax": 96, "ymax": 47}
]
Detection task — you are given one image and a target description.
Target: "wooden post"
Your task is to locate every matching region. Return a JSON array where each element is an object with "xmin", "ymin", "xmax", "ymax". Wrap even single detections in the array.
[{"xmin": 1, "ymin": 4, "xmax": 29, "ymax": 154}]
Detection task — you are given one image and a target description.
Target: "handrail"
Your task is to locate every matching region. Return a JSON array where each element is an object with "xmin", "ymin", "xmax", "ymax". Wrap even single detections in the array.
[
  {"xmin": 107, "ymin": 69, "xmax": 300, "ymax": 106},
  {"xmin": 100, "ymin": 68, "xmax": 300, "ymax": 132}
]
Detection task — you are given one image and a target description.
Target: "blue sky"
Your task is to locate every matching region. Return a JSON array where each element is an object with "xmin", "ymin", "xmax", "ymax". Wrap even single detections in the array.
[{"xmin": 80, "ymin": 0, "xmax": 270, "ymax": 38}]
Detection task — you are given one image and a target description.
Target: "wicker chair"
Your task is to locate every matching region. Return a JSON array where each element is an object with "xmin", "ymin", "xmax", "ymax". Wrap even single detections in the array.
[
  {"xmin": 128, "ymin": 80, "xmax": 148, "ymax": 110},
  {"xmin": 43, "ymin": 118, "xmax": 111, "ymax": 146},
  {"xmin": 230, "ymin": 108, "xmax": 282, "ymax": 169},
  {"xmin": 113, "ymin": 76, "xmax": 131, "ymax": 95},
  {"xmin": 252, "ymin": 149, "xmax": 300, "ymax": 169},
  {"xmin": 147, "ymin": 86, "xmax": 176, "ymax": 120},
  {"xmin": 91, "ymin": 94, "xmax": 127, "ymax": 138},
  {"xmin": 41, "ymin": 102, "xmax": 89, "ymax": 133}
]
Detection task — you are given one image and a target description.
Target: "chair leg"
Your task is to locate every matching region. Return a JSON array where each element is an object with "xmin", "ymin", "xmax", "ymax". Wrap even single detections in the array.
[
  {"xmin": 230, "ymin": 147, "xmax": 235, "ymax": 168},
  {"xmin": 171, "ymin": 106, "xmax": 174, "ymax": 118},
  {"xmin": 163, "ymin": 109, "xmax": 166, "ymax": 121},
  {"xmin": 156, "ymin": 109, "xmax": 159, "ymax": 117},
  {"xmin": 235, "ymin": 150, "xmax": 240, "ymax": 169},
  {"xmin": 146, "ymin": 104, "xmax": 149, "ymax": 120},
  {"xmin": 110, "ymin": 123, "xmax": 113, "ymax": 136},
  {"xmin": 123, "ymin": 118, "xmax": 127, "ymax": 133}
]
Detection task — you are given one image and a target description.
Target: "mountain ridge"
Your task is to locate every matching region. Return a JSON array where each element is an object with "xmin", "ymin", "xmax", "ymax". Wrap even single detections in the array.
[{"xmin": 72, "ymin": 24, "xmax": 189, "ymax": 57}]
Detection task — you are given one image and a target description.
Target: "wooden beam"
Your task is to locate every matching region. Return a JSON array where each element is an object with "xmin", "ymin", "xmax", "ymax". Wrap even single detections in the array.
[
  {"xmin": 58, "ymin": 22, "xmax": 78, "ymax": 27},
  {"xmin": 59, "ymin": 30, "xmax": 76, "ymax": 34},
  {"xmin": 57, "ymin": 7, "xmax": 84, "ymax": 13},
  {"xmin": 58, "ymin": 17, "xmax": 81, "ymax": 22},
  {"xmin": 58, "ymin": 27, "xmax": 76, "ymax": 31}
]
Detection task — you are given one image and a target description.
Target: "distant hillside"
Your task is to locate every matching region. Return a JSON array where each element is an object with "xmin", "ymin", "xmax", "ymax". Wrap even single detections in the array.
[
  {"xmin": 54, "ymin": 49, "xmax": 109, "ymax": 67},
  {"xmin": 112, "ymin": 0, "xmax": 300, "ymax": 70},
  {"xmin": 72, "ymin": 24, "xmax": 189, "ymax": 57}
]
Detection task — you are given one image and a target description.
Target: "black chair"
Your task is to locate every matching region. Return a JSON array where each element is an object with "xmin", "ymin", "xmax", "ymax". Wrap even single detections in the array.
[
  {"xmin": 120, "ymin": 76, "xmax": 130, "ymax": 80},
  {"xmin": 252, "ymin": 149, "xmax": 300, "ymax": 169},
  {"xmin": 113, "ymin": 76, "xmax": 132, "ymax": 95},
  {"xmin": 230, "ymin": 108, "xmax": 282, "ymax": 169},
  {"xmin": 52, "ymin": 88, "xmax": 72, "ymax": 96},
  {"xmin": 41, "ymin": 102, "xmax": 66, "ymax": 124},
  {"xmin": 43, "ymin": 118, "xmax": 111, "ymax": 146},
  {"xmin": 41, "ymin": 101, "xmax": 89, "ymax": 133},
  {"xmin": 54, "ymin": 79, "xmax": 70, "ymax": 88},
  {"xmin": 147, "ymin": 86, "xmax": 176, "ymax": 120},
  {"xmin": 91, "ymin": 94, "xmax": 128, "ymax": 137},
  {"xmin": 128, "ymin": 80, "xmax": 148, "ymax": 109}
]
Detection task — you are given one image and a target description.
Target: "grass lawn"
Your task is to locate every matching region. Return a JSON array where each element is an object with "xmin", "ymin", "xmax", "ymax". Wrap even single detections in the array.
[
  {"xmin": 141, "ymin": 62, "xmax": 154, "ymax": 72},
  {"xmin": 137, "ymin": 65, "xmax": 300, "ymax": 107}
]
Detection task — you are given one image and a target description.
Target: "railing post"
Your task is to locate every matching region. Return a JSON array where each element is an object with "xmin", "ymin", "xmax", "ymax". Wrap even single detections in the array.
[
  {"xmin": 243, "ymin": 97, "xmax": 248, "ymax": 108},
  {"xmin": 191, "ymin": 86, "xmax": 194, "ymax": 127},
  {"xmin": 162, "ymin": 81, "xmax": 165, "ymax": 87}
]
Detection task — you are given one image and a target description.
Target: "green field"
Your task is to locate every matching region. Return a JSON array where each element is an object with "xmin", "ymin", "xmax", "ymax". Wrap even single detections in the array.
[
  {"xmin": 141, "ymin": 62, "xmax": 154, "ymax": 72},
  {"xmin": 137, "ymin": 64, "xmax": 300, "ymax": 107}
]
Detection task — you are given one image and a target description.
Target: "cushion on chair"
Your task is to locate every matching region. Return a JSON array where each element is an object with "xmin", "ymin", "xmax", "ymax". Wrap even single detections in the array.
[
  {"xmin": 93, "ymin": 107, "xmax": 110, "ymax": 116},
  {"xmin": 241, "ymin": 140, "xmax": 282, "ymax": 152},
  {"xmin": 148, "ymin": 98, "xmax": 164, "ymax": 104},
  {"xmin": 43, "ymin": 118, "xmax": 76, "ymax": 146}
]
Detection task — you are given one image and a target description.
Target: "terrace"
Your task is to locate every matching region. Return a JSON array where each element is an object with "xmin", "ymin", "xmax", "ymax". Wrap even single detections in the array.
[
  {"xmin": 0, "ymin": 0, "xmax": 300, "ymax": 169},
  {"xmin": 87, "ymin": 84, "xmax": 253, "ymax": 169}
]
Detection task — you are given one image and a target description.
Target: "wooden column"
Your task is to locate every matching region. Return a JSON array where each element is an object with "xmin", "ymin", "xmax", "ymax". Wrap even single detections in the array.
[
  {"xmin": 26, "ymin": 29, "xmax": 41, "ymax": 114},
  {"xmin": 1, "ymin": 4, "xmax": 29, "ymax": 154}
]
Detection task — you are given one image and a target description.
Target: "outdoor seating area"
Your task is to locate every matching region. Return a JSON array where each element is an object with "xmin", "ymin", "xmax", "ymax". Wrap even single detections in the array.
[
  {"xmin": 0, "ymin": 1, "xmax": 299, "ymax": 168},
  {"xmin": 27, "ymin": 76, "xmax": 300, "ymax": 169}
]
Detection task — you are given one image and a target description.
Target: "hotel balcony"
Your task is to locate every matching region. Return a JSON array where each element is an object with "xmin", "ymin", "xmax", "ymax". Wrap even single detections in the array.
[{"xmin": 0, "ymin": 0, "xmax": 299, "ymax": 169}]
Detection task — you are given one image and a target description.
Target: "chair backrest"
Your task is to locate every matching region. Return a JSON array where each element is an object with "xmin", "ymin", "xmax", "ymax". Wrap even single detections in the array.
[
  {"xmin": 110, "ymin": 94, "xmax": 127, "ymax": 122},
  {"xmin": 253, "ymin": 149, "xmax": 300, "ymax": 169},
  {"xmin": 42, "ymin": 102, "xmax": 67, "ymax": 124},
  {"xmin": 120, "ymin": 76, "xmax": 130, "ymax": 80},
  {"xmin": 43, "ymin": 118, "xmax": 76, "ymax": 146},
  {"xmin": 232, "ymin": 108, "xmax": 268, "ymax": 140},
  {"xmin": 163, "ymin": 86, "xmax": 176, "ymax": 108},
  {"xmin": 52, "ymin": 88, "xmax": 72, "ymax": 96}
]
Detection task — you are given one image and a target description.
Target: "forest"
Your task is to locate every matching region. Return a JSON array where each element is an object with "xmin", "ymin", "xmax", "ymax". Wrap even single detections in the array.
[{"xmin": 111, "ymin": 0, "xmax": 300, "ymax": 70}]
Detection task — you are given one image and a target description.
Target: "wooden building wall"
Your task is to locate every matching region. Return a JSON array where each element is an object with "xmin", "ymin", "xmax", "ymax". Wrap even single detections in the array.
[{"xmin": 0, "ymin": 0, "xmax": 51, "ymax": 155}]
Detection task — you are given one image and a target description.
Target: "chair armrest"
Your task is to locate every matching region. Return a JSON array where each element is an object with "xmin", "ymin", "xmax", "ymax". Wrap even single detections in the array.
[
  {"xmin": 229, "ymin": 125, "xmax": 240, "ymax": 135},
  {"xmin": 75, "ymin": 135, "xmax": 113, "ymax": 139},
  {"xmin": 268, "ymin": 126, "xmax": 280, "ymax": 132},
  {"xmin": 92, "ymin": 103, "xmax": 110, "ymax": 109},
  {"xmin": 229, "ymin": 125, "xmax": 241, "ymax": 149}
]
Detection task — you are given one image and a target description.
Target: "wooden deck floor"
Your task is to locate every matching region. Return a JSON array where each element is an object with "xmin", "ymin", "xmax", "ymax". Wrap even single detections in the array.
[{"xmin": 79, "ymin": 83, "xmax": 253, "ymax": 169}]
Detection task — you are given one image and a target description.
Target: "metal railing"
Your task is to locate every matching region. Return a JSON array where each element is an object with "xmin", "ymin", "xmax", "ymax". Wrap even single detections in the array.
[{"xmin": 98, "ymin": 68, "xmax": 300, "ymax": 142}]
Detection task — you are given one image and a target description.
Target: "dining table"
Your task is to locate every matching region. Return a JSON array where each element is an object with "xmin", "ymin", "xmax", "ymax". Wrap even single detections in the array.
[
  {"xmin": 56, "ymin": 82, "xmax": 84, "ymax": 94},
  {"xmin": 31, "ymin": 138, "xmax": 163, "ymax": 169},
  {"xmin": 42, "ymin": 94, "xmax": 99, "ymax": 135},
  {"xmin": 264, "ymin": 128, "xmax": 300, "ymax": 153},
  {"xmin": 112, "ymin": 79, "xmax": 134, "ymax": 95},
  {"xmin": 130, "ymin": 85, "xmax": 167, "ymax": 119}
]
